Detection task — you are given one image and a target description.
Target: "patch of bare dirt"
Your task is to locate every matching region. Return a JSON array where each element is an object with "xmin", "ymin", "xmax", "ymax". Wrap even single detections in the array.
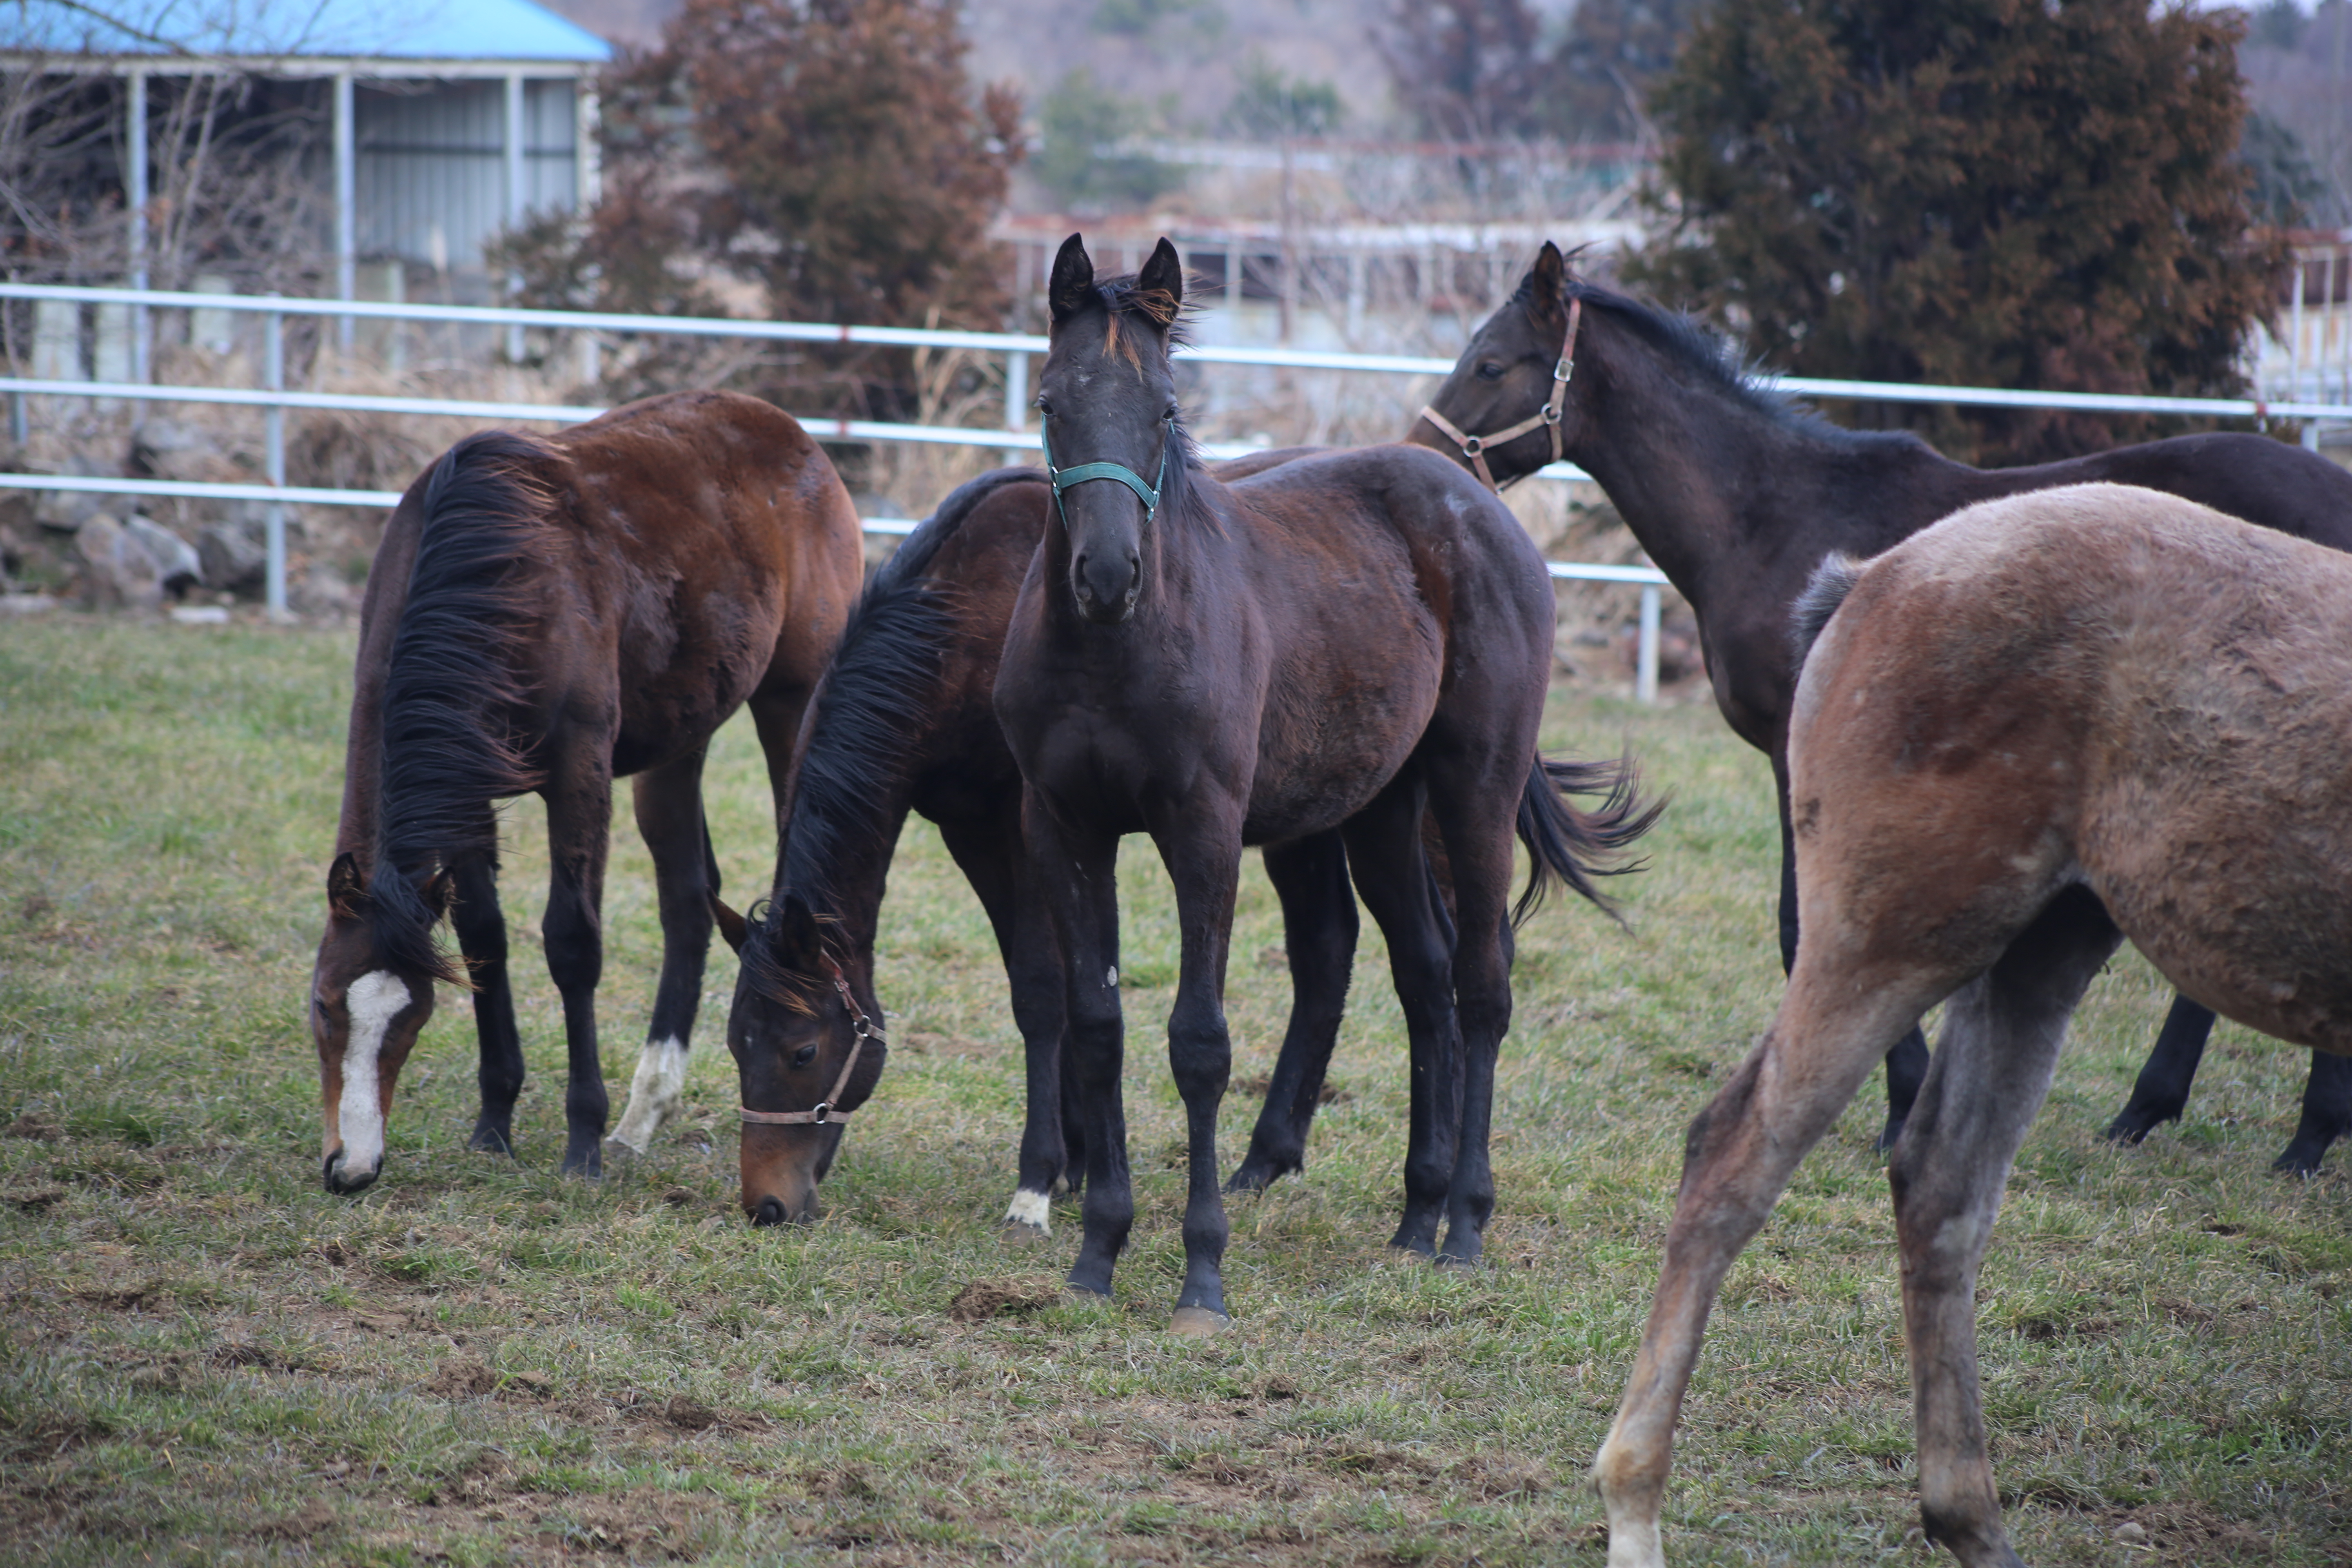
[
  {"xmin": 3, "ymin": 1111, "xmax": 62, "ymax": 1142},
  {"xmin": 256, "ymin": 1499, "xmax": 339, "ymax": 1541},
  {"xmin": 947, "ymin": 1275, "xmax": 1063, "ymax": 1323}
]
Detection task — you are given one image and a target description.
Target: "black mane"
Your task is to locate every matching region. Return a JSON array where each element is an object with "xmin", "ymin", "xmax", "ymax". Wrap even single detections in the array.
[
  {"xmin": 1557, "ymin": 277, "xmax": 1927, "ymax": 454},
  {"xmin": 368, "ymin": 431, "xmax": 557, "ymax": 983},
  {"xmin": 739, "ymin": 468, "xmax": 1028, "ymax": 1000},
  {"xmin": 1078, "ymin": 270, "xmax": 1218, "ymax": 536}
]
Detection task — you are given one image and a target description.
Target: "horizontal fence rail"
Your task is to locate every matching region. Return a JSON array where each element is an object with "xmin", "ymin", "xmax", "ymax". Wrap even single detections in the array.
[
  {"xmin": 11, "ymin": 279, "xmax": 2350, "ymax": 702},
  {"xmin": 9, "ymin": 280, "xmax": 2351, "ymax": 419}
]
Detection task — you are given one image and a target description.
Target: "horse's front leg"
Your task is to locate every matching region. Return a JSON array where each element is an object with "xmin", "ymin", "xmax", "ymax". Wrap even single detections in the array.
[
  {"xmin": 1149, "ymin": 801, "xmax": 1247, "ymax": 1333},
  {"xmin": 1226, "ymin": 831, "xmax": 1356, "ymax": 1195},
  {"xmin": 2102, "ymin": 995, "xmax": 2215, "ymax": 1146},
  {"xmin": 608, "ymin": 746, "xmax": 717, "ymax": 1157},
  {"xmin": 541, "ymin": 753, "xmax": 615, "ymax": 1178},
  {"xmin": 445, "ymin": 850, "xmax": 524, "ymax": 1156},
  {"xmin": 1025, "ymin": 789, "xmax": 1132, "ymax": 1299},
  {"xmin": 938, "ymin": 808, "xmax": 1076, "ymax": 1236}
]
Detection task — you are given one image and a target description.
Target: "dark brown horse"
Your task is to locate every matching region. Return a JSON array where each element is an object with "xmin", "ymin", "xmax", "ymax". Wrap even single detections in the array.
[
  {"xmin": 1597, "ymin": 485, "xmax": 2352, "ymax": 1568},
  {"xmin": 986, "ymin": 234, "xmax": 1638, "ymax": 1330},
  {"xmin": 1421, "ymin": 241, "xmax": 2352, "ymax": 1167},
  {"xmin": 714, "ymin": 473, "xmax": 1648, "ymax": 1231},
  {"xmin": 310, "ymin": 390, "xmax": 862, "ymax": 1193}
]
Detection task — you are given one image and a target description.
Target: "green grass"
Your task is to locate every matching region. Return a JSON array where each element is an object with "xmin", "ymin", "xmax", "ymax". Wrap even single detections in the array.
[{"xmin": 3, "ymin": 617, "xmax": 2351, "ymax": 1564}]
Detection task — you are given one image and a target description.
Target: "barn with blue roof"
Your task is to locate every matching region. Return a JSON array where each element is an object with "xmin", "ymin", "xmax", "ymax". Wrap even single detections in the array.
[{"xmin": 2, "ymin": 0, "xmax": 613, "ymax": 329}]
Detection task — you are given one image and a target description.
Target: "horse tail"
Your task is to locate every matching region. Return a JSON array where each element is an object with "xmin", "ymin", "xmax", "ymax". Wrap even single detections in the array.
[
  {"xmin": 1511, "ymin": 751, "xmax": 1664, "ymax": 928},
  {"xmin": 368, "ymin": 431, "xmax": 558, "ymax": 984},
  {"xmin": 1790, "ymin": 552, "xmax": 1863, "ymax": 672}
]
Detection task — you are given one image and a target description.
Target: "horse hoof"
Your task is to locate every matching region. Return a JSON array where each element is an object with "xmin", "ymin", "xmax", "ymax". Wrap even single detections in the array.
[
  {"xmin": 467, "ymin": 1126, "xmax": 513, "ymax": 1157},
  {"xmin": 601, "ymin": 1136, "xmax": 643, "ymax": 1164},
  {"xmin": 1065, "ymin": 1280, "xmax": 1111, "ymax": 1301},
  {"xmin": 1875, "ymin": 1116, "xmax": 1907, "ymax": 1152},
  {"xmin": 1168, "ymin": 1306, "xmax": 1232, "ymax": 1336},
  {"xmin": 1002, "ymin": 1218, "xmax": 1052, "ymax": 1246}
]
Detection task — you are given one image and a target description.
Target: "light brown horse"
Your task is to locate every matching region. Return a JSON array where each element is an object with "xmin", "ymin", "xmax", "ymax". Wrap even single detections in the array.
[
  {"xmin": 1595, "ymin": 483, "xmax": 2352, "ymax": 1567},
  {"xmin": 310, "ymin": 390, "xmax": 862, "ymax": 1194}
]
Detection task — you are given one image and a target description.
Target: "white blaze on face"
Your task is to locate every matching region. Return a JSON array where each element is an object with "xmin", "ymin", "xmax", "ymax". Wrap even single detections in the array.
[
  {"xmin": 609, "ymin": 1036, "xmax": 689, "ymax": 1153},
  {"xmin": 1004, "ymin": 1187, "xmax": 1051, "ymax": 1234},
  {"xmin": 336, "ymin": 970, "xmax": 409, "ymax": 1174}
]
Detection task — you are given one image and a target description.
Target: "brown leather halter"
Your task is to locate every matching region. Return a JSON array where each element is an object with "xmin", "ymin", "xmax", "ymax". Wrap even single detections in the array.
[
  {"xmin": 738, "ymin": 960, "xmax": 884, "ymax": 1127},
  {"xmin": 1417, "ymin": 294, "xmax": 1582, "ymax": 492}
]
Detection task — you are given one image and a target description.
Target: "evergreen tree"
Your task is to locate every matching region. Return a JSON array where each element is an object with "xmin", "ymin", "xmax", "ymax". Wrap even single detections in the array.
[{"xmin": 1627, "ymin": 0, "xmax": 2289, "ymax": 464}]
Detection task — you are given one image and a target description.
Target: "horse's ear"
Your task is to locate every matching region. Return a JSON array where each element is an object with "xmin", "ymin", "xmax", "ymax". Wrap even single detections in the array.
[
  {"xmin": 326, "ymin": 852, "xmax": 367, "ymax": 919},
  {"xmin": 1049, "ymin": 233, "xmax": 1095, "ymax": 325},
  {"xmin": 1528, "ymin": 241, "xmax": 1568, "ymax": 320},
  {"xmin": 423, "ymin": 865, "xmax": 457, "ymax": 920},
  {"xmin": 710, "ymin": 893, "xmax": 747, "ymax": 955},
  {"xmin": 775, "ymin": 892, "xmax": 825, "ymax": 968},
  {"xmin": 1137, "ymin": 237, "xmax": 1184, "ymax": 320}
]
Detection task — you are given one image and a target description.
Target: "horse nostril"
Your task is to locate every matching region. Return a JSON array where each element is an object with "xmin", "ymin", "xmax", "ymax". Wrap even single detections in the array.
[{"xmin": 753, "ymin": 1196, "xmax": 788, "ymax": 1227}]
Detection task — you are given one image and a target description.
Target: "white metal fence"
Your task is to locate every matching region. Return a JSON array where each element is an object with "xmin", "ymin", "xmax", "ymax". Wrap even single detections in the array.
[{"xmin": 8, "ymin": 281, "xmax": 2352, "ymax": 702}]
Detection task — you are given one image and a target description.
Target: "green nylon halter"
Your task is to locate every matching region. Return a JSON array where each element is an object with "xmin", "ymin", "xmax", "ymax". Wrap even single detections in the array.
[{"xmin": 1041, "ymin": 416, "xmax": 1174, "ymax": 527}]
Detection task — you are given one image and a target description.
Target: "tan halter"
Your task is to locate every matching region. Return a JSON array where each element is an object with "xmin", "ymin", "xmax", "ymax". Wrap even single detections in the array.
[
  {"xmin": 738, "ymin": 960, "xmax": 883, "ymax": 1127},
  {"xmin": 1418, "ymin": 295, "xmax": 1582, "ymax": 492}
]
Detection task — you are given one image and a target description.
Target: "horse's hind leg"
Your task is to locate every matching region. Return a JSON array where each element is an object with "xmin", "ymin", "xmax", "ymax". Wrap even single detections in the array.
[
  {"xmin": 2275, "ymin": 1050, "xmax": 2352, "ymax": 1174},
  {"xmin": 447, "ymin": 850, "xmax": 525, "ymax": 1156},
  {"xmin": 1227, "ymin": 831, "xmax": 1357, "ymax": 1195},
  {"xmin": 1892, "ymin": 886, "xmax": 2121, "ymax": 1568},
  {"xmin": 541, "ymin": 753, "xmax": 615, "ymax": 1178},
  {"xmin": 2103, "ymin": 995, "xmax": 2216, "ymax": 1145},
  {"xmin": 608, "ymin": 746, "xmax": 717, "ymax": 1157},
  {"xmin": 1596, "ymin": 961, "xmax": 1948, "ymax": 1568},
  {"xmin": 1777, "ymin": 753, "xmax": 1929, "ymax": 1151},
  {"xmin": 1340, "ymin": 784, "xmax": 1462, "ymax": 1256}
]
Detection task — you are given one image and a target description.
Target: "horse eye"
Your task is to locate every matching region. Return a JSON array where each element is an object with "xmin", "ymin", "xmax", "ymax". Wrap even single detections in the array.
[
  {"xmin": 791, "ymin": 1044, "xmax": 817, "ymax": 1069},
  {"xmin": 1477, "ymin": 362, "xmax": 1504, "ymax": 381}
]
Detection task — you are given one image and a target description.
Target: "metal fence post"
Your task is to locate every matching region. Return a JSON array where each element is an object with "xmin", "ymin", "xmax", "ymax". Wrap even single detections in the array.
[
  {"xmin": 265, "ymin": 303, "xmax": 288, "ymax": 620},
  {"xmin": 1637, "ymin": 585, "xmax": 1660, "ymax": 705},
  {"xmin": 1002, "ymin": 350, "xmax": 1028, "ymax": 467},
  {"xmin": 7, "ymin": 393, "xmax": 24, "ymax": 448}
]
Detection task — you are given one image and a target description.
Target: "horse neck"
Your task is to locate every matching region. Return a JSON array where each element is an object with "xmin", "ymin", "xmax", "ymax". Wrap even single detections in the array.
[
  {"xmin": 771, "ymin": 715, "xmax": 932, "ymax": 960},
  {"xmin": 1562, "ymin": 313, "xmax": 1949, "ymax": 614}
]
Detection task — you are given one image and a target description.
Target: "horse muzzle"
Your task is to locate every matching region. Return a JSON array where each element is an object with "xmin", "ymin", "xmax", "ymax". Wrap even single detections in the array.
[
  {"xmin": 322, "ymin": 1148, "xmax": 382, "ymax": 1195},
  {"xmin": 1072, "ymin": 550, "xmax": 1141, "ymax": 624}
]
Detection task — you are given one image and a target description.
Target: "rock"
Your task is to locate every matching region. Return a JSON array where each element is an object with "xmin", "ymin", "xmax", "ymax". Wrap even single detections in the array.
[
  {"xmin": 198, "ymin": 521, "xmax": 266, "ymax": 592},
  {"xmin": 0, "ymin": 593, "xmax": 58, "ymax": 616},
  {"xmin": 128, "ymin": 416, "xmax": 232, "ymax": 483},
  {"xmin": 34, "ymin": 458, "xmax": 134, "ymax": 534},
  {"xmin": 76, "ymin": 514, "xmax": 162, "ymax": 610},
  {"xmin": 292, "ymin": 560, "xmax": 353, "ymax": 617},
  {"xmin": 122, "ymin": 515, "xmax": 202, "ymax": 593}
]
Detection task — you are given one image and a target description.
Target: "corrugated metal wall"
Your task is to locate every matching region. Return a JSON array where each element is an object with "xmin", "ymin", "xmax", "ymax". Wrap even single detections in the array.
[{"xmin": 355, "ymin": 78, "xmax": 578, "ymax": 269}]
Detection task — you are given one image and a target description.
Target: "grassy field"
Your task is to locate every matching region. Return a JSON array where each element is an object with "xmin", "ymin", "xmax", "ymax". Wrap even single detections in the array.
[{"xmin": 2, "ymin": 618, "xmax": 2350, "ymax": 1566}]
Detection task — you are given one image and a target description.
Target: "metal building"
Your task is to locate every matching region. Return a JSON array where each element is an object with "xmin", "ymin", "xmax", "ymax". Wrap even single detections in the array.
[{"xmin": 2, "ymin": 0, "xmax": 610, "ymax": 335}]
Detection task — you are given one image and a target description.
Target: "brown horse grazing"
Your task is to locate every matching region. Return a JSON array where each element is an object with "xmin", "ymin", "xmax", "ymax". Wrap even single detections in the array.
[
  {"xmin": 716, "ymin": 472, "xmax": 1649, "ymax": 1231},
  {"xmin": 1594, "ymin": 484, "xmax": 2352, "ymax": 1568},
  {"xmin": 987, "ymin": 234, "xmax": 1644, "ymax": 1330},
  {"xmin": 310, "ymin": 391, "xmax": 862, "ymax": 1194},
  {"xmin": 1422, "ymin": 241, "xmax": 2352, "ymax": 1168}
]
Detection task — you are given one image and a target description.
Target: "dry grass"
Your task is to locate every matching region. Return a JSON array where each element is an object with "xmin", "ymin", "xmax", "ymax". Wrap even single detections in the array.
[{"xmin": 2, "ymin": 619, "xmax": 2350, "ymax": 1565}]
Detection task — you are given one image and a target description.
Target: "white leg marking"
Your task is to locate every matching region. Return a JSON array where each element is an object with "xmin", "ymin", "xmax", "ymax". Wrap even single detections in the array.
[
  {"xmin": 337, "ymin": 970, "xmax": 409, "ymax": 1176},
  {"xmin": 1105, "ymin": 965, "xmax": 1118, "ymax": 988},
  {"xmin": 1004, "ymin": 1187, "xmax": 1052, "ymax": 1233},
  {"xmin": 608, "ymin": 1035, "xmax": 689, "ymax": 1153}
]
